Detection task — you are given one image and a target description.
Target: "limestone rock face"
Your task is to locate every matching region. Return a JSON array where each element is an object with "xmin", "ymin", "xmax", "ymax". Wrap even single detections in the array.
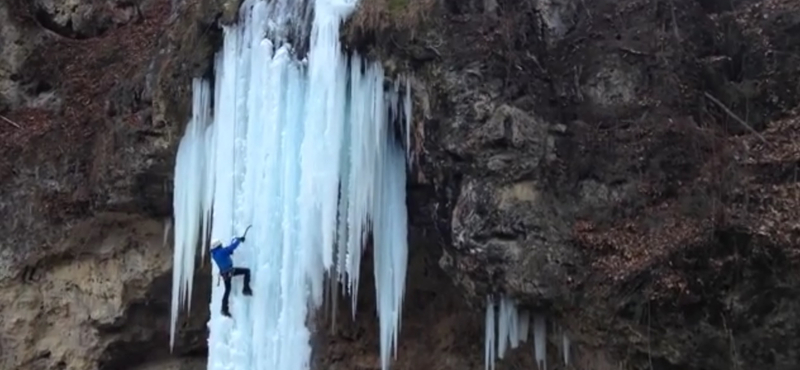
[
  {"xmin": 31, "ymin": 0, "xmax": 144, "ymax": 39},
  {"xmin": 342, "ymin": 0, "xmax": 800, "ymax": 369},
  {"xmin": 0, "ymin": 0, "xmax": 228, "ymax": 368}
]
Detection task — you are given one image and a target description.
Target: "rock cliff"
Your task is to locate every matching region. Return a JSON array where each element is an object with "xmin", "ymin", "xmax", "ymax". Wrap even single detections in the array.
[
  {"xmin": 1, "ymin": 0, "xmax": 799, "ymax": 369},
  {"xmin": 342, "ymin": 0, "xmax": 800, "ymax": 369},
  {"xmin": 0, "ymin": 0, "xmax": 220, "ymax": 368}
]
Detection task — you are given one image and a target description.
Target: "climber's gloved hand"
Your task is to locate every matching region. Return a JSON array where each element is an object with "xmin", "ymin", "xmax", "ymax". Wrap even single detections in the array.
[{"xmin": 238, "ymin": 236, "xmax": 246, "ymax": 243}]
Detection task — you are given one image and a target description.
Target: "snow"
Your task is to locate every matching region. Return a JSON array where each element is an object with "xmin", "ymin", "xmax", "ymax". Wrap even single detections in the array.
[{"xmin": 169, "ymin": 0, "xmax": 412, "ymax": 370}]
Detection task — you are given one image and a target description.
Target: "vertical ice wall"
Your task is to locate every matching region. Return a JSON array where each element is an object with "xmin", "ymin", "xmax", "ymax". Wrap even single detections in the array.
[
  {"xmin": 169, "ymin": 1, "xmax": 412, "ymax": 370},
  {"xmin": 484, "ymin": 295, "xmax": 571, "ymax": 370}
]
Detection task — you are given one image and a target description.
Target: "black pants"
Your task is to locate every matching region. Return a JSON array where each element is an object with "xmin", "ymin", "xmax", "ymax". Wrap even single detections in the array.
[{"xmin": 221, "ymin": 267, "xmax": 251, "ymax": 314}]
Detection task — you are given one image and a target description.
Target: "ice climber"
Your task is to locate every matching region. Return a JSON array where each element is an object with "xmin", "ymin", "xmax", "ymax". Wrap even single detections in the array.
[{"xmin": 210, "ymin": 236, "xmax": 253, "ymax": 317}]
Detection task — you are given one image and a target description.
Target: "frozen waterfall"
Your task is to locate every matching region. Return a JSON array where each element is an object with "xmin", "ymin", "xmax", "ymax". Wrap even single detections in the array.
[{"xmin": 169, "ymin": 1, "xmax": 412, "ymax": 370}]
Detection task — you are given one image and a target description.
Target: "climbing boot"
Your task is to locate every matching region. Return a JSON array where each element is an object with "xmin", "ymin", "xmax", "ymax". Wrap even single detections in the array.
[
  {"xmin": 242, "ymin": 286, "xmax": 253, "ymax": 296},
  {"xmin": 222, "ymin": 308, "xmax": 232, "ymax": 318}
]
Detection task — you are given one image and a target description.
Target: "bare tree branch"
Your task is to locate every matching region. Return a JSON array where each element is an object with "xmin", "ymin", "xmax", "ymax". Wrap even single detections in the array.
[
  {"xmin": 0, "ymin": 114, "xmax": 21, "ymax": 128},
  {"xmin": 703, "ymin": 92, "xmax": 768, "ymax": 145}
]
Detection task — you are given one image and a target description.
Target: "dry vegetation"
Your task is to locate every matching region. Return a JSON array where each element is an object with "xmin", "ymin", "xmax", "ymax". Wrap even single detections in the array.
[
  {"xmin": 345, "ymin": 0, "xmax": 436, "ymax": 40},
  {"xmin": 0, "ymin": 1, "xmax": 169, "ymax": 151},
  {"xmin": 573, "ymin": 104, "xmax": 800, "ymax": 301}
]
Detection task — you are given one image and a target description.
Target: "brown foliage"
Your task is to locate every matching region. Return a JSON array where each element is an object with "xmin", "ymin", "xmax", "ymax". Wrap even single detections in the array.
[
  {"xmin": 0, "ymin": 1, "xmax": 170, "ymax": 150},
  {"xmin": 575, "ymin": 203, "xmax": 712, "ymax": 284},
  {"xmin": 574, "ymin": 106, "xmax": 800, "ymax": 300},
  {"xmin": 346, "ymin": 0, "xmax": 435, "ymax": 39}
]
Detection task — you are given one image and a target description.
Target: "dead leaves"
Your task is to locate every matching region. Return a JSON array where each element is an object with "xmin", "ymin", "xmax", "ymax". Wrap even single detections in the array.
[
  {"xmin": 1, "ymin": 0, "xmax": 170, "ymax": 152},
  {"xmin": 575, "ymin": 200, "xmax": 712, "ymax": 284}
]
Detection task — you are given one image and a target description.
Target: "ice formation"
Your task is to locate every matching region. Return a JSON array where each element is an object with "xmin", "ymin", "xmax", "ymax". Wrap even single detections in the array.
[
  {"xmin": 170, "ymin": 78, "xmax": 213, "ymax": 349},
  {"xmin": 533, "ymin": 314, "xmax": 547, "ymax": 370},
  {"xmin": 169, "ymin": 0, "xmax": 412, "ymax": 370},
  {"xmin": 484, "ymin": 295, "xmax": 571, "ymax": 370},
  {"xmin": 485, "ymin": 296, "xmax": 496, "ymax": 370}
]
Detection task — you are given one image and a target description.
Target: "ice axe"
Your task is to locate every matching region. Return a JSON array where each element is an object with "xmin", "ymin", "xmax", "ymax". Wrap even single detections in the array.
[{"xmin": 240, "ymin": 225, "xmax": 253, "ymax": 241}]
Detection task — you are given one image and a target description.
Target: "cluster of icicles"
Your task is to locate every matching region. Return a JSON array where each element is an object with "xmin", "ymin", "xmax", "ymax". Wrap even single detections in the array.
[
  {"xmin": 485, "ymin": 296, "xmax": 571, "ymax": 370},
  {"xmin": 169, "ymin": 1, "xmax": 412, "ymax": 370}
]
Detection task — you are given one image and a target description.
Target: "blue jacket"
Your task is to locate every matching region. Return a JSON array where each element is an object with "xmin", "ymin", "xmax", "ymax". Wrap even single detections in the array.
[{"xmin": 211, "ymin": 237, "xmax": 242, "ymax": 273}]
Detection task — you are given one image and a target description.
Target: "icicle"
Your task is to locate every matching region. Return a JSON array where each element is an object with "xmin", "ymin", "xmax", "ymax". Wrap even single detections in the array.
[
  {"xmin": 533, "ymin": 315, "xmax": 547, "ymax": 370},
  {"xmin": 485, "ymin": 296, "xmax": 496, "ymax": 370},
  {"xmin": 343, "ymin": 57, "xmax": 388, "ymax": 315},
  {"xmin": 373, "ymin": 120, "xmax": 409, "ymax": 370},
  {"xmin": 497, "ymin": 297, "xmax": 509, "ymax": 359},
  {"xmin": 302, "ymin": 2, "xmax": 350, "ymax": 284},
  {"xmin": 508, "ymin": 299, "xmax": 519, "ymax": 350},
  {"xmin": 496, "ymin": 295, "xmax": 522, "ymax": 358},
  {"xmin": 163, "ymin": 218, "xmax": 172, "ymax": 249},
  {"xmin": 169, "ymin": 78, "xmax": 211, "ymax": 351},
  {"xmin": 404, "ymin": 76, "xmax": 412, "ymax": 167},
  {"xmin": 519, "ymin": 310, "xmax": 530, "ymax": 343},
  {"xmin": 562, "ymin": 332, "xmax": 570, "ymax": 366}
]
